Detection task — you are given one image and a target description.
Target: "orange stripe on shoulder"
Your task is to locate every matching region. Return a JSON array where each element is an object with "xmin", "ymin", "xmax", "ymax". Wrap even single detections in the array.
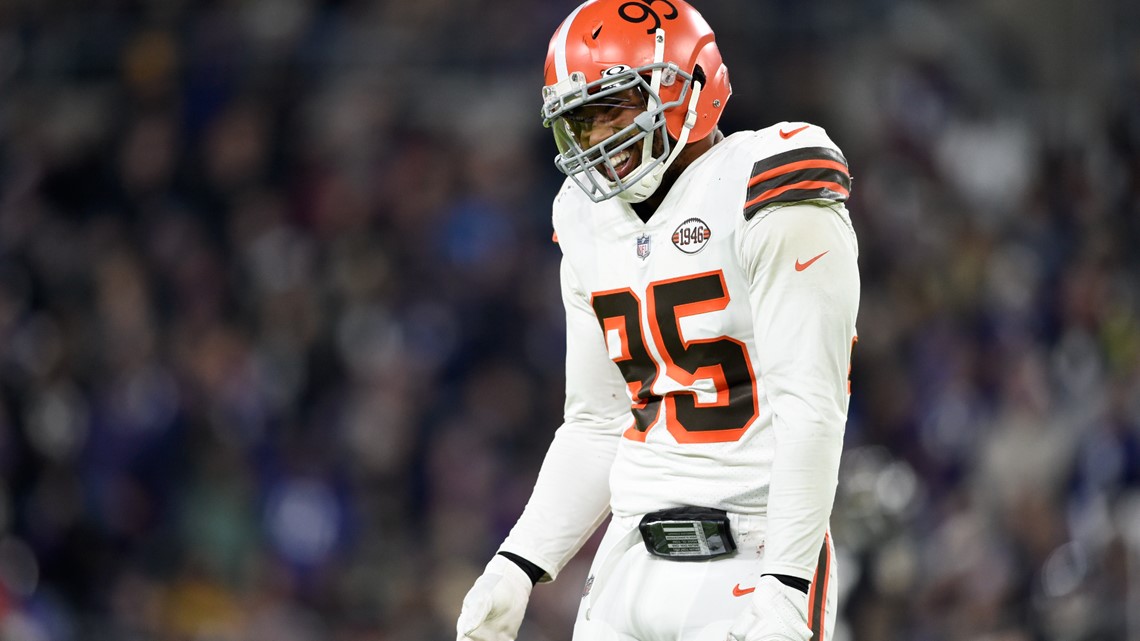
[
  {"xmin": 748, "ymin": 158, "xmax": 849, "ymax": 188},
  {"xmin": 744, "ymin": 180, "xmax": 851, "ymax": 211},
  {"xmin": 743, "ymin": 146, "xmax": 852, "ymax": 220}
]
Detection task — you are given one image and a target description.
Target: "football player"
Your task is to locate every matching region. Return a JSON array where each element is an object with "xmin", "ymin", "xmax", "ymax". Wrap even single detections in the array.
[{"xmin": 456, "ymin": 0, "xmax": 859, "ymax": 639}]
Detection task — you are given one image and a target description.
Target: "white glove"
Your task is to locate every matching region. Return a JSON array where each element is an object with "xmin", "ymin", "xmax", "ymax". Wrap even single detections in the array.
[
  {"xmin": 727, "ymin": 575, "xmax": 813, "ymax": 641},
  {"xmin": 456, "ymin": 555, "xmax": 535, "ymax": 641}
]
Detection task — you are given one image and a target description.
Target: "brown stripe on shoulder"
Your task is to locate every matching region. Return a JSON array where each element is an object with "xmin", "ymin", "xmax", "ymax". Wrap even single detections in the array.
[
  {"xmin": 749, "ymin": 146, "xmax": 848, "ymax": 183},
  {"xmin": 808, "ymin": 532, "xmax": 832, "ymax": 641},
  {"xmin": 743, "ymin": 147, "xmax": 851, "ymax": 221}
]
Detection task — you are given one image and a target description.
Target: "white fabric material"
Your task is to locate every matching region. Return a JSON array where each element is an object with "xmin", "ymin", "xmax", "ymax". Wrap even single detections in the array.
[
  {"xmin": 739, "ymin": 200, "xmax": 859, "ymax": 579},
  {"xmin": 547, "ymin": 124, "xmax": 858, "ymax": 578},
  {"xmin": 571, "ymin": 514, "xmax": 837, "ymax": 641},
  {"xmin": 496, "ymin": 259, "xmax": 627, "ymax": 580},
  {"xmin": 456, "ymin": 555, "xmax": 535, "ymax": 641},
  {"xmin": 477, "ymin": 122, "xmax": 856, "ymax": 639},
  {"xmin": 727, "ymin": 576, "xmax": 813, "ymax": 641}
]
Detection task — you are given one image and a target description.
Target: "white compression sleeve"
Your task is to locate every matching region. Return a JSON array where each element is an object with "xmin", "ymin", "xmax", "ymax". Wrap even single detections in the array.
[
  {"xmin": 739, "ymin": 202, "xmax": 860, "ymax": 579},
  {"xmin": 498, "ymin": 258, "xmax": 628, "ymax": 579}
]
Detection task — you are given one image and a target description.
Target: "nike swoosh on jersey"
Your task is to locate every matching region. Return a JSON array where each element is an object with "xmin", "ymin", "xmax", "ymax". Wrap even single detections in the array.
[
  {"xmin": 732, "ymin": 584, "xmax": 755, "ymax": 597},
  {"xmin": 779, "ymin": 125, "xmax": 809, "ymax": 139},
  {"xmin": 795, "ymin": 251, "xmax": 829, "ymax": 271},
  {"xmin": 743, "ymin": 146, "xmax": 851, "ymax": 221}
]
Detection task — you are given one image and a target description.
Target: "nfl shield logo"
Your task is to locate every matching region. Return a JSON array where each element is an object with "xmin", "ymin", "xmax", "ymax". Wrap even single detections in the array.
[{"xmin": 636, "ymin": 234, "xmax": 652, "ymax": 260}]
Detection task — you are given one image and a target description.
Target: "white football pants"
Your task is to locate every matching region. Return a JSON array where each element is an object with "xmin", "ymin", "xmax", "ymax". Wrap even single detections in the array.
[{"xmin": 572, "ymin": 513, "xmax": 837, "ymax": 641}]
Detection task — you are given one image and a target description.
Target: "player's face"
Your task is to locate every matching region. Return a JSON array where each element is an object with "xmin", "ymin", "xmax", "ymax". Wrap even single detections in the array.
[{"xmin": 562, "ymin": 88, "xmax": 658, "ymax": 181}]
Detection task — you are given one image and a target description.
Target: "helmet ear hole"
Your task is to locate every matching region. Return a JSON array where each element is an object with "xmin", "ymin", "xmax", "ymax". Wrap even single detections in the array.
[{"xmin": 692, "ymin": 65, "xmax": 706, "ymax": 87}]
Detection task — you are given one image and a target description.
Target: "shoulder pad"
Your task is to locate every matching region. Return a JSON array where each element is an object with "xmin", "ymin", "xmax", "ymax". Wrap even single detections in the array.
[{"xmin": 741, "ymin": 123, "xmax": 851, "ymax": 221}]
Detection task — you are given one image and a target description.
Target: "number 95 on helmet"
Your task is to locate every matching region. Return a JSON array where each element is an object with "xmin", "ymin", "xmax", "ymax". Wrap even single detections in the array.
[{"xmin": 541, "ymin": 0, "xmax": 731, "ymax": 203}]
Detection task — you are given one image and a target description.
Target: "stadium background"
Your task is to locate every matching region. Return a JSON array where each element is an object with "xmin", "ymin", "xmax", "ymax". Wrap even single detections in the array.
[{"xmin": 1, "ymin": 0, "xmax": 1139, "ymax": 639}]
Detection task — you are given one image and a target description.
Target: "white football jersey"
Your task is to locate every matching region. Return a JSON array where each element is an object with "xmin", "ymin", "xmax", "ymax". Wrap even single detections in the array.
[
  {"xmin": 500, "ymin": 121, "xmax": 859, "ymax": 582},
  {"xmin": 554, "ymin": 122, "xmax": 859, "ymax": 518}
]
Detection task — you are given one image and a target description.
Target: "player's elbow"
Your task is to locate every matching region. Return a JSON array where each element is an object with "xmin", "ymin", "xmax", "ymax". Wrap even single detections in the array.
[{"xmin": 770, "ymin": 392, "xmax": 848, "ymax": 443}]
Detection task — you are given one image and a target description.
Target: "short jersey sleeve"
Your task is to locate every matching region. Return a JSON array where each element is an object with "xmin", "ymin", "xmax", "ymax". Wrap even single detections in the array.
[{"xmin": 740, "ymin": 123, "xmax": 852, "ymax": 221}]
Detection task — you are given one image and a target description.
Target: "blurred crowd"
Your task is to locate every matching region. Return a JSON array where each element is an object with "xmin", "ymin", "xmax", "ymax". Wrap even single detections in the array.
[{"xmin": 0, "ymin": 0, "xmax": 1139, "ymax": 640}]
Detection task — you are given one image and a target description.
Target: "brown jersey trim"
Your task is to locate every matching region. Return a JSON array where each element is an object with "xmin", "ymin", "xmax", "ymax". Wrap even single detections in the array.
[
  {"xmin": 744, "ymin": 147, "xmax": 851, "ymax": 220},
  {"xmin": 807, "ymin": 531, "xmax": 832, "ymax": 641}
]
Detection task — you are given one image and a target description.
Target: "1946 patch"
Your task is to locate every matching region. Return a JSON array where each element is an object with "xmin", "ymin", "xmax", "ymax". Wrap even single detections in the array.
[{"xmin": 672, "ymin": 218, "xmax": 711, "ymax": 254}]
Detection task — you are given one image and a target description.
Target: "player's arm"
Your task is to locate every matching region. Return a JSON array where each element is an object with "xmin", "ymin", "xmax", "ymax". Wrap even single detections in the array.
[
  {"xmin": 729, "ymin": 199, "xmax": 859, "ymax": 641},
  {"xmin": 496, "ymin": 257, "xmax": 629, "ymax": 576},
  {"xmin": 457, "ymin": 257, "xmax": 629, "ymax": 641},
  {"xmin": 745, "ymin": 200, "xmax": 858, "ymax": 579}
]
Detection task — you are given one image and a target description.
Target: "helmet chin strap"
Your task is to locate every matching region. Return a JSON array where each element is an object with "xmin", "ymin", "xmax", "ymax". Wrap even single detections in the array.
[
  {"xmin": 618, "ymin": 78, "xmax": 702, "ymax": 203},
  {"xmin": 616, "ymin": 28, "xmax": 703, "ymax": 204}
]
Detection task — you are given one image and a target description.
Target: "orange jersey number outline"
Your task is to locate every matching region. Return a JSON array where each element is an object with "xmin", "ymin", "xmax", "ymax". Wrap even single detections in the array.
[{"xmin": 591, "ymin": 270, "xmax": 759, "ymax": 443}]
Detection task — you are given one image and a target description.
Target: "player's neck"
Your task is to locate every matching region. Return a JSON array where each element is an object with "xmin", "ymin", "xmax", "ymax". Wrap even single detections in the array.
[{"xmin": 630, "ymin": 129, "xmax": 724, "ymax": 223}]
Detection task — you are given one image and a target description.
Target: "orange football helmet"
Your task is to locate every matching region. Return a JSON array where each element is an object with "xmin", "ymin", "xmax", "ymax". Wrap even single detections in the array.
[{"xmin": 541, "ymin": 0, "xmax": 731, "ymax": 202}]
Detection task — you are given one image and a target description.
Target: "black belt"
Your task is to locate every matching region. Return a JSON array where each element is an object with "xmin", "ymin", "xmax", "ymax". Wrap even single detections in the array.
[{"xmin": 638, "ymin": 507, "xmax": 737, "ymax": 561}]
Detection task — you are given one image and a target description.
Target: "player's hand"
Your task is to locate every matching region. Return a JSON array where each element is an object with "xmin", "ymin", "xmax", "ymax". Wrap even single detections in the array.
[
  {"xmin": 456, "ymin": 555, "xmax": 534, "ymax": 641},
  {"xmin": 726, "ymin": 575, "xmax": 813, "ymax": 641}
]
